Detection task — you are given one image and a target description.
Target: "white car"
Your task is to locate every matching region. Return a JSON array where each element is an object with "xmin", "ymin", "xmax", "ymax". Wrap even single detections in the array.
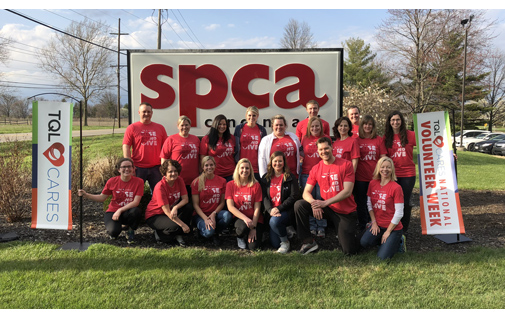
[
  {"xmin": 453, "ymin": 130, "xmax": 489, "ymax": 148},
  {"xmin": 462, "ymin": 132, "xmax": 505, "ymax": 151}
]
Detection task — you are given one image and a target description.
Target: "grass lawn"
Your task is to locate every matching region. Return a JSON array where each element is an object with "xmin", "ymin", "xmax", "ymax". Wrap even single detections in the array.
[
  {"xmin": 1, "ymin": 242, "xmax": 504, "ymax": 309},
  {"xmin": 0, "ymin": 118, "xmax": 119, "ymax": 134}
]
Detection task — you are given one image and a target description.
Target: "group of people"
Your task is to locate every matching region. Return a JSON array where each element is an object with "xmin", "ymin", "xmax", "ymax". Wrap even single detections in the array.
[{"xmin": 78, "ymin": 100, "xmax": 417, "ymax": 260}]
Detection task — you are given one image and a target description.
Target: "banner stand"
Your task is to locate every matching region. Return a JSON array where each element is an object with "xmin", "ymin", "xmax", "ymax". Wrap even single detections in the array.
[{"xmin": 434, "ymin": 234, "xmax": 472, "ymax": 244}]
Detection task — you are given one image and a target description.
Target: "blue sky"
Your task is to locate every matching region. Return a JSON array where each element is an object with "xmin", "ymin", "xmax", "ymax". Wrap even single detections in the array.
[{"xmin": 1, "ymin": 3, "xmax": 505, "ymax": 103}]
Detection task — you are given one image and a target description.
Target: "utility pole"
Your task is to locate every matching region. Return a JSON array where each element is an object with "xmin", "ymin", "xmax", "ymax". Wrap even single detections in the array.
[
  {"xmin": 158, "ymin": 9, "xmax": 162, "ymax": 49},
  {"xmin": 110, "ymin": 18, "xmax": 128, "ymax": 128}
]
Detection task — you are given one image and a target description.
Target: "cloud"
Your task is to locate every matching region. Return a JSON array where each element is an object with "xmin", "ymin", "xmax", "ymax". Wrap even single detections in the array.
[
  {"xmin": 211, "ymin": 36, "xmax": 277, "ymax": 49},
  {"xmin": 204, "ymin": 24, "xmax": 220, "ymax": 31}
]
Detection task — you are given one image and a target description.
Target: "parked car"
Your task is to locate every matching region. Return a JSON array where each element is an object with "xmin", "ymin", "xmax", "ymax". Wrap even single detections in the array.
[
  {"xmin": 453, "ymin": 130, "xmax": 489, "ymax": 147},
  {"xmin": 491, "ymin": 140, "xmax": 505, "ymax": 156},
  {"xmin": 462, "ymin": 132, "xmax": 505, "ymax": 151},
  {"xmin": 472, "ymin": 134, "xmax": 505, "ymax": 154}
]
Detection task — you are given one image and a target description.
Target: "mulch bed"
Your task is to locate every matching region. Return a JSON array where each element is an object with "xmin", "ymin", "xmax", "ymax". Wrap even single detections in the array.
[{"xmin": 1, "ymin": 189, "xmax": 504, "ymax": 254}]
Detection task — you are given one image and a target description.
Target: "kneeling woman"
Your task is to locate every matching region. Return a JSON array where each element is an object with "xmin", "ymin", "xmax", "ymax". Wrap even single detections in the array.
[
  {"xmin": 261, "ymin": 151, "xmax": 300, "ymax": 253},
  {"xmin": 225, "ymin": 158, "xmax": 263, "ymax": 250},
  {"xmin": 191, "ymin": 156, "xmax": 233, "ymax": 244},
  {"xmin": 360, "ymin": 157, "xmax": 404, "ymax": 260},
  {"xmin": 78, "ymin": 158, "xmax": 144, "ymax": 243},
  {"xmin": 145, "ymin": 159, "xmax": 192, "ymax": 246}
]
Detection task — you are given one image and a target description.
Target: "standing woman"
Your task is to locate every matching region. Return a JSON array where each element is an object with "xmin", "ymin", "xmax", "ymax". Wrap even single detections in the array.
[
  {"xmin": 383, "ymin": 110, "xmax": 416, "ymax": 235},
  {"xmin": 160, "ymin": 115, "xmax": 200, "ymax": 198},
  {"xmin": 225, "ymin": 158, "xmax": 263, "ymax": 250},
  {"xmin": 191, "ymin": 156, "xmax": 233, "ymax": 244},
  {"xmin": 261, "ymin": 151, "xmax": 301, "ymax": 253},
  {"xmin": 332, "ymin": 116, "xmax": 360, "ymax": 172},
  {"xmin": 145, "ymin": 159, "xmax": 192, "ymax": 246},
  {"xmin": 200, "ymin": 114, "xmax": 236, "ymax": 182},
  {"xmin": 234, "ymin": 106, "xmax": 267, "ymax": 181},
  {"xmin": 78, "ymin": 158, "xmax": 144, "ymax": 243},
  {"xmin": 258, "ymin": 114, "xmax": 301, "ymax": 180},
  {"xmin": 355, "ymin": 115, "xmax": 387, "ymax": 231},
  {"xmin": 360, "ymin": 157, "xmax": 405, "ymax": 260},
  {"xmin": 300, "ymin": 116, "xmax": 330, "ymax": 238}
]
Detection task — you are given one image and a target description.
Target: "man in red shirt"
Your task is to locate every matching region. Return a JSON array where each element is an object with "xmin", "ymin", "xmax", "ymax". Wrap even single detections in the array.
[
  {"xmin": 295, "ymin": 100, "xmax": 331, "ymax": 141},
  {"xmin": 348, "ymin": 106, "xmax": 360, "ymax": 138},
  {"xmin": 294, "ymin": 136, "xmax": 358, "ymax": 255},
  {"xmin": 123, "ymin": 102, "xmax": 168, "ymax": 192}
]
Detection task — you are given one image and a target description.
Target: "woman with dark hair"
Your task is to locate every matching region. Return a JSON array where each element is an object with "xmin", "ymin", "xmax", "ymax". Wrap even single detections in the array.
[
  {"xmin": 191, "ymin": 156, "xmax": 233, "ymax": 244},
  {"xmin": 234, "ymin": 106, "xmax": 268, "ymax": 181},
  {"xmin": 78, "ymin": 158, "xmax": 144, "ymax": 243},
  {"xmin": 383, "ymin": 110, "xmax": 416, "ymax": 237},
  {"xmin": 360, "ymin": 157, "xmax": 405, "ymax": 259},
  {"xmin": 225, "ymin": 158, "xmax": 263, "ymax": 250},
  {"xmin": 200, "ymin": 114, "xmax": 236, "ymax": 181},
  {"xmin": 261, "ymin": 151, "xmax": 300, "ymax": 253},
  {"xmin": 354, "ymin": 115, "xmax": 387, "ymax": 231},
  {"xmin": 145, "ymin": 159, "xmax": 192, "ymax": 247},
  {"xmin": 332, "ymin": 116, "xmax": 360, "ymax": 172}
]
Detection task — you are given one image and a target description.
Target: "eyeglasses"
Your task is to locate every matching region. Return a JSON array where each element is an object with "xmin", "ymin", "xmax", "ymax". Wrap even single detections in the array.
[{"xmin": 120, "ymin": 165, "xmax": 133, "ymax": 169}]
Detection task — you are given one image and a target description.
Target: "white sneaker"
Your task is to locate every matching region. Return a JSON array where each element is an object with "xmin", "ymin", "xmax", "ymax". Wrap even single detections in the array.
[
  {"xmin": 277, "ymin": 241, "xmax": 290, "ymax": 254},
  {"xmin": 237, "ymin": 237, "xmax": 247, "ymax": 249}
]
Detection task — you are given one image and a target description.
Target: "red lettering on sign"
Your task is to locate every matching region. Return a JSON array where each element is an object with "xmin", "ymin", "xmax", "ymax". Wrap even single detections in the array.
[
  {"xmin": 232, "ymin": 64, "xmax": 270, "ymax": 109},
  {"xmin": 140, "ymin": 64, "xmax": 176, "ymax": 109}
]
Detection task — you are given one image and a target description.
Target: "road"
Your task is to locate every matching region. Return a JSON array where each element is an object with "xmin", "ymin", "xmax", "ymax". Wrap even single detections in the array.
[{"xmin": 0, "ymin": 128, "xmax": 126, "ymax": 143}]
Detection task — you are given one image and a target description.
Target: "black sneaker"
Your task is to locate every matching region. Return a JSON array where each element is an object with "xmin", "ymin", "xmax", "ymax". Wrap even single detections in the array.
[
  {"xmin": 212, "ymin": 235, "xmax": 221, "ymax": 246},
  {"xmin": 398, "ymin": 235, "xmax": 406, "ymax": 253},
  {"xmin": 176, "ymin": 235, "xmax": 186, "ymax": 247},
  {"xmin": 126, "ymin": 228, "xmax": 135, "ymax": 244},
  {"xmin": 299, "ymin": 240, "xmax": 319, "ymax": 255}
]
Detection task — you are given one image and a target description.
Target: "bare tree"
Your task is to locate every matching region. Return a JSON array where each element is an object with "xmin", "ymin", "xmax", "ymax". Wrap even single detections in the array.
[
  {"xmin": 0, "ymin": 37, "xmax": 12, "ymax": 92},
  {"xmin": 94, "ymin": 90, "xmax": 117, "ymax": 118},
  {"xmin": 0, "ymin": 93, "xmax": 17, "ymax": 118},
  {"xmin": 280, "ymin": 18, "xmax": 317, "ymax": 49},
  {"xmin": 481, "ymin": 50, "xmax": 505, "ymax": 132},
  {"xmin": 37, "ymin": 19, "xmax": 115, "ymax": 126}
]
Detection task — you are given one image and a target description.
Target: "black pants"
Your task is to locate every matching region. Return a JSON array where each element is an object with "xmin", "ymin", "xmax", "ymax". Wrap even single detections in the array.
[
  {"xmin": 104, "ymin": 207, "xmax": 142, "ymax": 238},
  {"xmin": 135, "ymin": 166, "xmax": 162, "ymax": 194},
  {"xmin": 145, "ymin": 204, "xmax": 193, "ymax": 243},
  {"xmin": 294, "ymin": 199, "xmax": 358, "ymax": 255},
  {"xmin": 353, "ymin": 180, "xmax": 370, "ymax": 230},
  {"xmin": 235, "ymin": 219, "xmax": 264, "ymax": 250},
  {"xmin": 396, "ymin": 176, "xmax": 416, "ymax": 234}
]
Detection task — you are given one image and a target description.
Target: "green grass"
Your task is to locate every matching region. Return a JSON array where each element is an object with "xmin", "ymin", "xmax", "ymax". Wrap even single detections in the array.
[
  {"xmin": 0, "ymin": 118, "xmax": 118, "ymax": 134},
  {"xmin": 1, "ymin": 242, "xmax": 504, "ymax": 308}
]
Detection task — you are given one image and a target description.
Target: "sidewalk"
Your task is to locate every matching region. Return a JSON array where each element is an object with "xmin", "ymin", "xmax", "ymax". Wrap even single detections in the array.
[{"xmin": 0, "ymin": 127, "xmax": 126, "ymax": 143}]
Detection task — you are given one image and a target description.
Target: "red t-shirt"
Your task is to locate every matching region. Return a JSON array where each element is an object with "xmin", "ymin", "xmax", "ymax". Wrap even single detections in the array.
[
  {"xmin": 271, "ymin": 135, "xmax": 298, "ymax": 178},
  {"xmin": 356, "ymin": 136, "xmax": 387, "ymax": 182},
  {"xmin": 385, "ymin": 130, "xmax": 417, "ymax": 178},
  {"xmin": 102, "ymin": 176, "xmax": 145, "ymax": 213},
  {"xmin": 123, "ymin": 121, "xmax": 167, "ymax": 168},
  {"xmin": 307, "ymin": 158, "xmax": 356, "ymax": 214},
  {"xmin": 269, "ymin": 174, "xmax": 283, "ymax": 207},
  {"xmin": 239, "ymin": 124, "xmax": 262, "ymax": 173},
  {"xmin": 367, "ymin": 179, "xmax": 404, "ymax": 230},
  {"xmin": 225, "ymin": 181, "xmax": 263, "ymax": 223},
  {"xmin": 332, "ymin": 137, "xmax": 360, "ymax": 162},
  {"xmin": 295, "ymin": 117, "xmax": 331, "ymax": 141},
  {"xmin": 145, "ymin": 176, "xmax": 187, "ymax": 220},
  {"xmin": 191, "ymin": 175, "xmax": 227, "ymax": 216},
  {"xmin": 200, "ymin": 135, "xmax": 236, "ymax": 177},
  {"xmin": 351, "ymin": 124, "xmax": 360, "ymax": 138},
  {"xmin": 160, "ymin": 134, "xmax": 200, "ymax": 185},
  {"xmin": 301, "ymin": 134, "xmax": 330, "ymax": 175}
]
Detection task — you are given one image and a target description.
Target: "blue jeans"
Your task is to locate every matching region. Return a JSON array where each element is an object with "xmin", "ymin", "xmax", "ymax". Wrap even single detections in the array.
[
  {"xmin": 193, "ymin": 210, "xmax": 233, "ymax": 238},
  {"xmin": 300, "ymin": 174, "xmax": 326, "ymax": 231},
  {"xmin": 269, "ymin": 211, "xmax": 290, "ymax": 249},
  {"xmin": 360, "ymin": 226, "xmax": 403, "ymax": 260}
]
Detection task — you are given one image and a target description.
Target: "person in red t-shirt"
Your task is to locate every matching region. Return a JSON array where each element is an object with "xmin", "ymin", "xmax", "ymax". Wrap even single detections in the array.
[
  {"xmin": 260, "ymin": 151, "xmax": 300, "ymax": 253},
  {"xmin": 354, "ymin": 115, "xmax": 387, "ymax": 231},
  {"xmin": 383, "ymin": 111, "xmax": 417, "ymax": 235},
  {"xmin": 144, "ymin": 159, "xmax": 192, "ymax": 246},
  {"xmin": 234, "ymin": 106, "xmax": 268, "ymax": 181},
  {"xmin": 123, "ymin": 102, "xmax": 167, "ymax": 193},
  {"xmin": 191, "ymin": 156, "xmax": 233, "ymax": 245},
  {"xmin": 300, "ymin": 116, "xmax": 330, "ymax": 238},
  {"xmin": 295, "ymin": 100, "xmax": 331, "ymax": 142},
  {"xmin": 294, "ymin": 137, "xmax": 358, "ymax": 255},
  {"xmin": 78, "ymin": 158, "xmax": 144, "ymax": 243},
  {"xmin": 225, "ymin": 158, "xmax": 263, "ymax": 250},
  {"xmin": 200, "ymin": 114, "xmax": 236, "ymax": 181},
  {"xmin": 160, "ymin": 115, "xmax": 200, "ymax": 198},
  {"xmin": 347, "ymin": 106, "xmax": 361, "ymax": 138},
  {"xmin": 360, "ymin": 156, "xmax": 405, "ymax": 260},
  {"xmin": 332, "ymin": 116, "xmax": 360, "ymax": 171}
]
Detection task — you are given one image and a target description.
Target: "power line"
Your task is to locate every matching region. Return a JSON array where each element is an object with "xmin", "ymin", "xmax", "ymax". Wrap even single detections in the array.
[{"xmin": 174, "ymin": 9, "xmax": 205, "ymax": 49}]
